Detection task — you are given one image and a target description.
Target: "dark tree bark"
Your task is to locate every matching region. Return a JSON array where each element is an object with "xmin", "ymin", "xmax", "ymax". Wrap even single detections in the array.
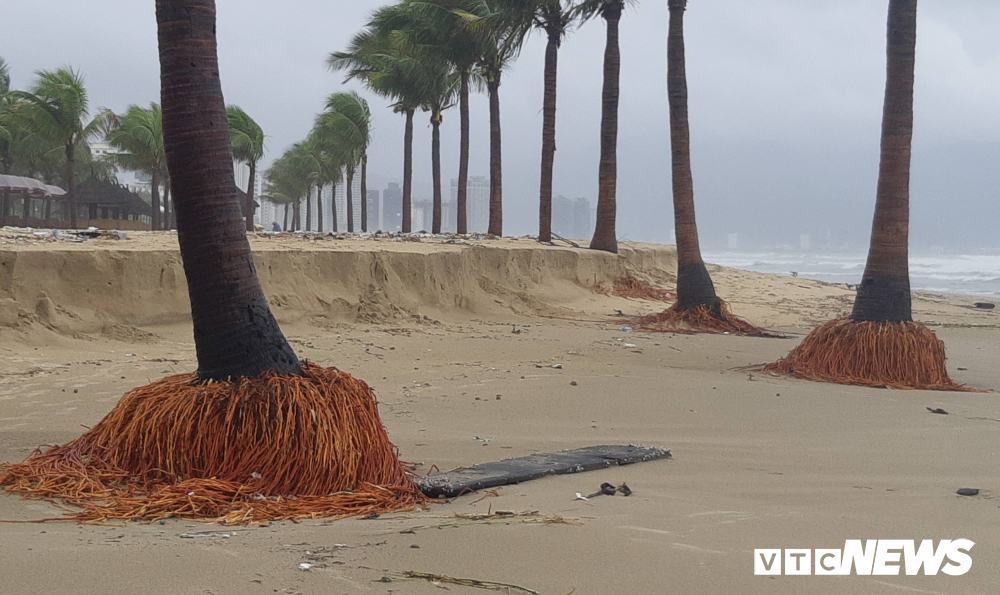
[
  {"xmin": 346, "ymin": 169, "xmax": 355, "ymax": 233},
  {"xmin": 44, "ymin": 198, "xmax": 52, "ymax": 223},
  {"xmin": 457, "ymin": 69, "xmax": 470, "ymax": 235},
  {"xmin": 361, "ymin": 153, "xmax": 368, "ymax": 233},
  {"xmin": 243, "ymin": 160, "xmax": 257, "ymax": 231},
  {"xmin": 156, "ymin": 0, "xmax": 300, "ymax": 379},
  {"xmin": 65, "ymin": 144, "xmax": 78, "ymax": 229},
  {"xmin": 282, "ymin": 202, "xmax": 289, "ymax": 231},
  {"xmin": 668, "ymin": 0, "xmax": 718, "ymax": 310},
  {"xmin": 316, "ymin": 182, "xmax": 324, "ymax": 233},
  {"xmin": 151, "ymin": 171, "xmax": 161, "ymax": 230},
  {"xmin": 852, "ymin": 0, "xmax": 917, "ymax": 323},
  {"xmin": 431, "ymin": 111, "xmax": 443, "ymax": 234},
  {"xmin": 402, "ymin": 108, "xmax": 414, "ymax": 233},
  {"xmin": 21, "ymin": 196, "xmax": 31, "ymax": 220},
  {"xmin": 487, "ymin": 76, "xmax": 503, "ymax": 236},
  {"xmin": 590, "ymin": 3, "xmax": 623, "ymax": 254},
  {"xmin": 538, "ymin": 32, "xmax": 560, "ymax": 244}
]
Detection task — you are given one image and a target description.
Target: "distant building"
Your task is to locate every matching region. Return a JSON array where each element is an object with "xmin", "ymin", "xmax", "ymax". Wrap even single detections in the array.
[
  {"xmin": 552, "ymin": 196, "xmax": 592, "ymax": 240},
  {"xmin": 382, "ymin": 183, "xmax": 403, "ymax": 232},
  {"xmin": 572, "ymin": 198, "xmax": 592, "ymax": 240},
  {"xmin": 334, "ymin": 170, "xmax": 363, "ymax": 231},
  {"xmin": 450, "ymin": 176, "xmax": 489, "ymax": 233},
  {"xmin": 367, "ymin": 189, "xmax": 381, "ymax": 231},
  {"xmin": 412, "ymin": 199, "xmax": 432, "ymax": 232}
]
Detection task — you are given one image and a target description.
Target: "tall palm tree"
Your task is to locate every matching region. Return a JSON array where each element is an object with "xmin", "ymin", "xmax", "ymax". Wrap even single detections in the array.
[
  {"xmin": 471, "ymin": 0, "xmax": 532, "ymax": 236},
  {"xmin": 0, "ymin": 57, "xmax": 13, "ymax": 174},
  {"xmin": 765, "ymin": 0, "xmax": 963, "ymax": 390},
  {"xmin": 330, "ymin": 25, "xmax": 429, "ymax": 233},
  {"xmin": 227, "ymin": 105, "xmax": 265, "ymax": 232},
  {"xmin": 103, "ymin": 103, "xmax": 168, "ymax": 230},
  {"xmin": 667, "ymin": 0, "xmax": 716, "ymax": 310},
  {"xmin": 10, "ymin": 68, "xmax": 110, "ymax": 228},
  {"xmin": 316, "ymin": 92, "xmax": 372, "ymax": 233},
  {"xmin": 154, "ymin": 0, "xmax": 301, "ymax": 377},
  {"xmin": 582, "ymin": 0, "xmax": 627, "ymax": 253},
  {"xmin": 421, "ymin": 65, "xmax": 459, "ymax": 234}
]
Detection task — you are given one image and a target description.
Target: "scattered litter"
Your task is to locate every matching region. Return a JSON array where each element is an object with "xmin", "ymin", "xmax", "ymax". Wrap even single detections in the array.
[
  {"xmin": 570, "ymin": 381, "xmax": 578, "ymax": 386},
  {"xmin": 395, "ymin": 511, "xmax": 580, "ymax": 533},
  {"xmin": 621, "ymin": 327, "xmax": 633, "ymax": 333},
  {"xmin": 299, "ymin": 563, "xmax": 313, "ymax": 571},
  {"xmin": 926, "ymin": 407, "xmax": 949, "ymax": 415},
  {"xmin": 585, "ymin": 483, "xmax": 618, "ymax": 499},
  {"xmin": 125, "ymin": 353, "xmax": 135, "ymax": 357},
  {"xmin": 973, "ymin": 302, "xmax": 995, "ymax": 310},
  {"xmin": 956, "ymin": 488, "xmax": 980, "ymax": 497},
  {"xmin": 397, "ymin": 571, "xmax": 540, "ymax": 594},
  {"xmin": 957, "ymin": 367, "xmax": 968, "ymax": 371},
  {"xmin": 574, "ymin": 492, "xmax": 589, "ymax": 501},
  {"xmin": 624, "ymin": 343, "xmax": 637, "ymax": 349},
  {"xmin": 250, "ymin": 471, "xmax": 262, "ymax": 480},
  {"xmin": 179, "ymin": 531, "xmax": 232, "ymax": 539},
  {"xmin": 552, "ymin": 364, "xmax": 563, "ymax": 369},
  {"xmin": 618, "ymin": 483, "xmax": 632, "ymax": 497}
]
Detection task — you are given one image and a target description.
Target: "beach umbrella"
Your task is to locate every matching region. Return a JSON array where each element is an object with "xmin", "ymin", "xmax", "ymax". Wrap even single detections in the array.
[{"xmin": 0, "ymin": 174, "xmax": 63, "ymax": 197}]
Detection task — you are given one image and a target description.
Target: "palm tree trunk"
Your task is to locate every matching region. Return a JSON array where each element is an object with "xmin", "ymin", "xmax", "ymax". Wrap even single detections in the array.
[
  {"xmin": 293, "ymin": 199, "xmax": 301, "ymax": 231},
  {"xmin": 457, "ymin": 70, "xmax": 470, "ymax": 235},
  {"xmin": 283, "ymin": 203, "xmax": 289, "ymax": 231},
  {"xmin": 402, "ymin": 108, "xmax": 414, "ymax": 233},
  {"xmin": 590, "ymin": 6, "xmax": 622, "ymax": 254},
  {"xmin": 21, "ymin": 196, "xmax": 31, "ymax": 221},
  {"xmin": 346, "ymin": 169, "xmax": 356, "ymax": 233},
  {"xmin": 852, "ymin": 0, "xmax": 917, "ymax": 323},
  {"xmin": 361, "ymin": 153, "xmax": 368, "ymax": 233},
  {"xmin": 487, "ymin": 77, "xmax": 503, "ymax": 237},
  {"xmin": 244, "ymin": 160, "xmax": 257, "ymax": 231},
  {"xmin": 151, "ymin": 171, "xmax": 162, "ymax": 231},
  {"xmin": 44, "ymin": 198, "xmax": 52, "ymax": 224},
  {"xmin": 331, "ymin": 180, "xmax": 339, "ymax": 232},
  {"xmin": 316, "ymin": 182, "xmax": 324, "ymax": 233},
  {"xmin": 431, "ymin": 112, "xmax": 443, "ymax": 234},
  {"xmin": 538, "ymin": 32, "xmax": 560, "ymax": 244},
  {"xmin": 156, "ymin": 0, "xmax": 299, "ymax": 380},
  {"xmin": 66, "ymin": 144, "xmax": 78, "ymax": 229},
  {"xmin": 668, "ymin": 0, "xmax": 718, "ymax": 310},
  {"xmin": 305, "ymin": 183, "xmax": 312, "ymax": 231}
]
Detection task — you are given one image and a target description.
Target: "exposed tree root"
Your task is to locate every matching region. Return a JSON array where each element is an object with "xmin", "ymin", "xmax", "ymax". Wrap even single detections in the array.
[
  {"xmin": 763, "ymin": 318, "xmax": 975, "ymax": 391},
  {"xmin": 611, "ymin": 272, "xmax": 674, "ymax": 302},
  {"xmin": 0, "ymin": 363, "xmax": 424, "ymax": 524},
  {"xmin": 638, "ymin": 300, "xmax": 777, "ymax": 337}
]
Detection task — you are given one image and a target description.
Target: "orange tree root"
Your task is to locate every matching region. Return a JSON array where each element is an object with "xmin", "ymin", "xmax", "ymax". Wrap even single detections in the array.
[
  {"xmin": 0, "ymin": 362, "xmax": 425, "ymax": 524},
  {"xmin": 638, "ymin": 299, "xmax": 777, "ymax": 337},
  {"xmin": 611, "ymin": 272, "xmax": 674, "ymax": 302},
  {"xmin": 763, "ymin": 318, "xmax": 974, "ymax": 391}
]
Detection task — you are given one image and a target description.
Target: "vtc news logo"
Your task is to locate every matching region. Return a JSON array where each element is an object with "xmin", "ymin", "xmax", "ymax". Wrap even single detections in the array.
[{"xmin": 755, "ymin": 540, "xmax": 974, "ymax": 576}]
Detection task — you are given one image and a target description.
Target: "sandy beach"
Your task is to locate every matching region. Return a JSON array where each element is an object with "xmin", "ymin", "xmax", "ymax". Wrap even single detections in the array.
[{"xmin": 1, "ymin": 232, "xmax": 997, "ymax": 594}]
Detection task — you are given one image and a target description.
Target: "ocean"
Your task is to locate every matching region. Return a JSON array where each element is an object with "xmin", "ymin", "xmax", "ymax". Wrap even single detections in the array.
[{"xmin": 704, "ymin": 251, "xmax": 1000, "ymax": 298}]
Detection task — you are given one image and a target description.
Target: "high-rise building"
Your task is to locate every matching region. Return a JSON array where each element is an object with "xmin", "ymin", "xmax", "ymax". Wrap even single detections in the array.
[
  {"xmin": 382, "ymin": 183, "xmax": 403, "ymax": 232},
  {"xmin": 552, "ymin": 195, "xmax": 574, "ymax": 238},
  {"xmin": 450, "ymin": 176, "xmax": 489, "ymax": 233},
  {"xmin": 333, "ymin": 171, "xmax": 363, "ymax": 232},
  {"xmin": 412, "ymin": 199, "xmax": 433, "ymax": 232},
  {"xmin": 367, "ymin": 189, "xmax": 381, "ymax": 231}
]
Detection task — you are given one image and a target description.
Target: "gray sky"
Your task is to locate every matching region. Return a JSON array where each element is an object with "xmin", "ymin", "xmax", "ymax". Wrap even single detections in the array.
[{"xmin": 3, "ymin": 0, "xmax": 998, "ymax": 250}]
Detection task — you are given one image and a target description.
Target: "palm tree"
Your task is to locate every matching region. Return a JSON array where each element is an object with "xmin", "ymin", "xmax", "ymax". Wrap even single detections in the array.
[
  {"xmin": 103, "ymin": 103, "xmax": 167, "ymax": 230},
  {"xmin": 581, "ymin": 0, "xmax": 627, "ymax": 253},
  {"xmin": 316, "ymin": 92, "xmax": 372, "ymax": 233},
  {"xmin": 330, "ymin": 24, "xmax": 429, "ymax": 233},
  {"xmin": 420, "ymin": 65, "xmax": 459, "ymax": 234},
  {"xmin": 667, "ymin": 0, "xmax": 715, "ymax": 310},
  {"xmin": 765, "ymin": 0, "xmax": 964, "ymax": 390},
  {"xmin": 10, "ymin": 68, "xmax": 110, "ymax": 228},
  {"xmin": 370, "ymin": 0, "xmax": 484, "ymax": 234},
  {"xmin": 0, "ymin": 56, "xmax": 13, "ymax": 174},
  {"xmin": 471, "ymin": 0, "xmax": 532, "ymax": 236},
  {"xmin": 227, "ymin": 105, "xmax": 265, "ymax": 232}
]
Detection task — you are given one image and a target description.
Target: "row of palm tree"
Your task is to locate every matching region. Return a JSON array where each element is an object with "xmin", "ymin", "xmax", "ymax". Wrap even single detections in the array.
[
  {"xmin": 0, "ymin": 63, "xmax": 117, "ymax": 225},
  {"xmin": 0, "ymin": 58, "xmax": 271, "ymax": 231},
  {"xmin": 263, "ymin": 92, "xmax": 372, "ymax": 233},
  {"xmin": 329, "ymin": 0, "xmax": 627, "ymax": 248}
]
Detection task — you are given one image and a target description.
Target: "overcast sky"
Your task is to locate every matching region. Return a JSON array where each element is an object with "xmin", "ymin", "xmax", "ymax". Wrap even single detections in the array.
[{"xmin": 3, "ymin": 0, "xmax": 998, "ymax": 250}]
